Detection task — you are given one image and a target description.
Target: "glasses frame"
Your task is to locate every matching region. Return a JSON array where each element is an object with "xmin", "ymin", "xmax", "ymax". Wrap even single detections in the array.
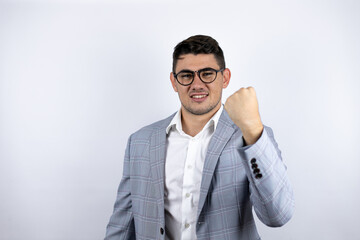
[{"xmin": 173, "ymin": 67, "xmax": 225, "ymax": 86}]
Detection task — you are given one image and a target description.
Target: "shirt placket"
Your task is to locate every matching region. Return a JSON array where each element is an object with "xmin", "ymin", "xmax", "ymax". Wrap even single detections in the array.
[{"xmin": 181, "ymin": 137, "xmax": 199, "ymax": 240}]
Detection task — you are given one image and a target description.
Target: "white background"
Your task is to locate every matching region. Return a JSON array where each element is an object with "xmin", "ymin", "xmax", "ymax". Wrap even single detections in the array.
[{"xmin": 1, "ymin": 0, "xmax": 359, "ymax": 239}]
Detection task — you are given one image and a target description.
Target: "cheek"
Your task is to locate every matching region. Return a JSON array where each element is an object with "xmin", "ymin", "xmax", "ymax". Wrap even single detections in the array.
[
  {"xmin": 177, "ymin": 88, "xmax": 188, "ymax": 99},
  {"xmin": 211, "ymin": 84, "xmax": 223, "ymax": 96}
]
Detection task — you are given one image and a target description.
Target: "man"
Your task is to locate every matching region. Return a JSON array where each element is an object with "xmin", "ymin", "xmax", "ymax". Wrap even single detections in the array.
[{"xmin": 105, "ymin": 35, "xmax": 294, "ymax": 239}]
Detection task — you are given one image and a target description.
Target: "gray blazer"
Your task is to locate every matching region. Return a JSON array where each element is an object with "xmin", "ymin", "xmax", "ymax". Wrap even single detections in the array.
[{"xmin": 105, "ymin": 109, "xmax": 295, "ymax": 240}]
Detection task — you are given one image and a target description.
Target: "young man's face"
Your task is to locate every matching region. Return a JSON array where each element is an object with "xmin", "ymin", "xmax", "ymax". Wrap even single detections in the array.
[{"xmin": 170, "ymin": 54, "xmax": 230, "ymax": 117}]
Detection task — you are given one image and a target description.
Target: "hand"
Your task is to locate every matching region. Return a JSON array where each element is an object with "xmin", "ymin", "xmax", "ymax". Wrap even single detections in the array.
[{"xmin": 224, "ymin": 87, "xmax": 264, "ymax": 145}]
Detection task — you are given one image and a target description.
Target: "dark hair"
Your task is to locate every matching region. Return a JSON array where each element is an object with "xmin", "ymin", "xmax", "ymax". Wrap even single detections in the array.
[{"xmin": 172, "ymin": 35, "xmax": 225, "ymax": 73}]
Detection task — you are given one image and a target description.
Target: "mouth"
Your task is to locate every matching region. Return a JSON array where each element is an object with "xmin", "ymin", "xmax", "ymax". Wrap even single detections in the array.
[
  {"xmin": 191, "ymin": 94, "xmax": 208, "ymax": 99},
  {"xmin": 190, "ymin": 93, "xmax": 209, "ymax": 102}
]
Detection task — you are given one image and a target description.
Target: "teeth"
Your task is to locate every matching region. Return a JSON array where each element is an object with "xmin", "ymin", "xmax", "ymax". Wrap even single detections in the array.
[{"xmin": 192, "ymin": 95, "xmax": 207, "ymax": 99}]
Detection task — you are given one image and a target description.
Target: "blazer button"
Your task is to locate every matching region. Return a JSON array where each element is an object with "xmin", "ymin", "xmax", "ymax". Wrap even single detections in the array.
[
  {"xmin": 250, "ymin": 158, "xmax": 256, "ymax": 164},
  {"xmin": 255, "ymin": 173, "xmax": 263, "ymax": 179},
  {"xmin": 251, "ymin": 163, "xmax": 258, "ymax": 169},
  {"xmin": 253, "ymin": 168, "xmax": 260, "ymax": 174},
  {"xmin": 160, "ymin": 227, "xmax": 164, "ymax": 235}
]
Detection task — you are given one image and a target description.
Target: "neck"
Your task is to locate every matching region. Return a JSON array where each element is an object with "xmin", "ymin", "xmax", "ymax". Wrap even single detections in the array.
[{"xmin": 181, "ymin": 103, "xmax": 221, "ymax": 137}]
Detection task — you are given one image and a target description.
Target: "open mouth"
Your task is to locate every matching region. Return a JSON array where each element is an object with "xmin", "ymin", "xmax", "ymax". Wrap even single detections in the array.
[
  {"xmin": 190, "ymin": 93, "xmax": 209, "ymax": 102},
  {"xmin": 191, "ymin": 94, "xmax": 208, "ymax": 99}
]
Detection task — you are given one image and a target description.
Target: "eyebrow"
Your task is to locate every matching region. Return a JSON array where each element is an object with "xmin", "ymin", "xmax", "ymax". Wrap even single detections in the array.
[{"xmin": 177, "ymin": 67, "xmax": 216, "ymax": 73}]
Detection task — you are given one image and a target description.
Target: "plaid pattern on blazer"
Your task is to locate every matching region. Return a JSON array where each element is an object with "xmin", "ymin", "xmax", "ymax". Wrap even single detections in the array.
[{"xmin": 105, "ymin": 109, "xmax": 295, "ymax": 240}]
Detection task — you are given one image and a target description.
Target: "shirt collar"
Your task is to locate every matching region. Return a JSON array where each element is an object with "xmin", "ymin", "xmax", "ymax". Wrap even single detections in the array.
[{"xmin": 166, "ymin": 104, "xmax": 224, "ymax": 135}]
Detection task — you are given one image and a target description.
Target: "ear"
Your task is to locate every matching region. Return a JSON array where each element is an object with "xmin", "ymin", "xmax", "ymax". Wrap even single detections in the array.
[
  {"xmin": 170, "ymin": 72, "xmax": 178, "ymax": 92},
  {"xmin": 222, "ymin": 68, "xmax": 231, "ymax": 88}
]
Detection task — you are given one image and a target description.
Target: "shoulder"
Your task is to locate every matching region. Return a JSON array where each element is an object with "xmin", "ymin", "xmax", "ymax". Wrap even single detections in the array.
[{"xmin": 129, "ymin": 113, "xmax": 176, "ymax": 141}]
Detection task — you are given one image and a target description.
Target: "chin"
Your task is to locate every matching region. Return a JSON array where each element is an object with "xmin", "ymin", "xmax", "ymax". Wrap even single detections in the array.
[{"xmin": 183, "ymin": 104, "xmax": 217, "ymax": 116}]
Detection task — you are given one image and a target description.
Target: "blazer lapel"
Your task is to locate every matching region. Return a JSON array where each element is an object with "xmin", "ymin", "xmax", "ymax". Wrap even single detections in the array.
[
  {"xmin": 197, "ymin": 109, "xmax": 236, "ymax": 219},
  {"xmin": 149, "ymin": 113, "xmax": 175, "ymax": 223}
]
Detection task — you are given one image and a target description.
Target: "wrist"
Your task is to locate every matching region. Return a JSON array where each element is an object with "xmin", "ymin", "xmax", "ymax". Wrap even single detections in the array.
[{"xmin": 241, "ymin": 124, "xmax": 264, "ymax": 145}]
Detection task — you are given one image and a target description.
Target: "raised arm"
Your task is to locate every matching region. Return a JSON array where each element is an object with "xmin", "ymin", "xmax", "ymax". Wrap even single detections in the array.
[{"xmin": 225, "ymin": 87, "xmax": 295, "ymax": 226}]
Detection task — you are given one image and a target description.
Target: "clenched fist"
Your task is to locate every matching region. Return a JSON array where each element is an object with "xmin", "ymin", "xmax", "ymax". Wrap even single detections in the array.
[{"xmin": 224, "ymin": 87, "xmax": 264, "ymax": 145}]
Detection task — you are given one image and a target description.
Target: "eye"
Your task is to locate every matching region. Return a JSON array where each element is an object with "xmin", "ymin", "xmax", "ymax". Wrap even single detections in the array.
[
  {"xmin": 178, "ymin": 72, "xmax": 193, "ymax": 80},
  {"xmin": 201, "ymin": 70, "xmax": 215, "ymax": 78}
]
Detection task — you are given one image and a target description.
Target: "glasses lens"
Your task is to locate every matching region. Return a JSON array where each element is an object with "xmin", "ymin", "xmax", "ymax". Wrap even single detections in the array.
[
  {"xmin": 177, "ymin": 72, "xmax": 194, "ymax": 85},
  {"xmin": 200, "ymin": 69, "xmax": 216, "ymax": 82}
]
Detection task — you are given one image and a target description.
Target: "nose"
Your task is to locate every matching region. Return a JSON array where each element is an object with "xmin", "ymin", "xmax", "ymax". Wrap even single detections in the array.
[{"xmin": 191, "ymin": 72, "xmax": 205, "ymax": 89}]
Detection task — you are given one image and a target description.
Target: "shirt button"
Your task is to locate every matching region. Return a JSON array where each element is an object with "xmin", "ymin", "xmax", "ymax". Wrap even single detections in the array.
[
  {"xmin": 185, "ymin": 193, "xmax": 190, "ymax": 198},
  {"xmin": 187, "ymin": 165, "xmax": 192, "ymax": 169},
  {"xmin": 185, "ymin": 223, "xmax": 190, "ymax": 228}
]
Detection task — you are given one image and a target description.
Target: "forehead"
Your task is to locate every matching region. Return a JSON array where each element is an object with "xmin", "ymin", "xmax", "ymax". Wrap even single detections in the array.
[{"xmin": 175, "ymin": 54, "xmax": 219, "ymax": 72}]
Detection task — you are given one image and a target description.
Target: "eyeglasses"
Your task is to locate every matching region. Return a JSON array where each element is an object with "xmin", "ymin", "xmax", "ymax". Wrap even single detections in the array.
[{"xmin": 173, "ymin": 68, "xmax": 224, "ymax": 86}]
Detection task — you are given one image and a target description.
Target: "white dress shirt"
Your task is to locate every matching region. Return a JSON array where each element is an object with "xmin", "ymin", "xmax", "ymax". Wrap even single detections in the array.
[{"xmin": 164, "ymin": 105, "xmax": 223, "ymax": 240}]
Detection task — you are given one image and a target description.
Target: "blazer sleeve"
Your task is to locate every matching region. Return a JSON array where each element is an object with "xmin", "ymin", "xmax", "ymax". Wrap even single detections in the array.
[
  {"xmin": 238, "ymin": 126, "xmax": 295, "ymax": 227},
  {"xmin": 105, "ymin": 136, "xmax": 136, "ymax": 240}
]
